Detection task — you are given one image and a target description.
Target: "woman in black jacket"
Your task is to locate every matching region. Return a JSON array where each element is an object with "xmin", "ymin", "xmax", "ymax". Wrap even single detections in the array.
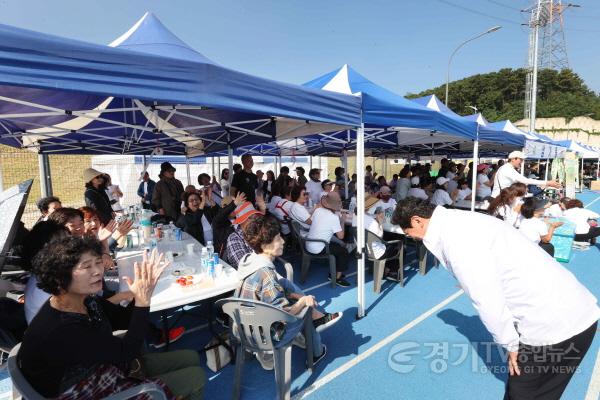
[
  {"xmin": 18, "ymin": 236, "xmax": 205, "ymax": 399},
  {"xmin": 83, "ymin": 168, "xmax": 114, "ymax": 225},
  {"xmin": 178, "ymin": 190, "xmax": 218, "ymax": 246}
]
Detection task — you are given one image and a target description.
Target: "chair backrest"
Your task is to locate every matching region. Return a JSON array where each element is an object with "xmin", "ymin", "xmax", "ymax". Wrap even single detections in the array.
[
  {"xmin": 365, "ymin": 229, "xmax": 384, "ymax": 260},
  {"xmin": 289, "ymin": 220, "xmax": 307, "ymax": 252},
  {"xmin": 8, "ymin": 343, "xmax": 46, "ymax": 400},
  {"xmin": 217, "ymin": 298, "xmax": 299, "ymax": 352}
]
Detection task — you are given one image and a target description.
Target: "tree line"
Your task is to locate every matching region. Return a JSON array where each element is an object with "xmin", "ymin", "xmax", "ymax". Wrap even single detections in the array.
[{"xmin": 406, "ymin": 68, "xmax": 600, "ymax": 122}]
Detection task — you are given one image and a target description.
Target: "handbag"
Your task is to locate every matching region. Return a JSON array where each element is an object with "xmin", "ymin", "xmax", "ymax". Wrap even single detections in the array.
[{"xmin": 205, "ymin": 331, "xmax": 231, "ymax": 372}]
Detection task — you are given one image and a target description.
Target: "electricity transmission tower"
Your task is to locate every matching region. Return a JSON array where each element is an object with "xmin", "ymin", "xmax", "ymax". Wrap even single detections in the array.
[{"xmin": 523, "ymin": 0, "xmax": 578, "ymax": 131}]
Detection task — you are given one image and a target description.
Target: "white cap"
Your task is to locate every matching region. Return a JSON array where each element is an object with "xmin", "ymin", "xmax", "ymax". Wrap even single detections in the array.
[
  {"xmin": 508, "ymin": 150, "xmax": 526, "ymax": 160},
  {"xmin": 436, "ymin": 177, "xmax": 449, "ymax": 186},
  {"xmin": 411, "ymin": 176, "xmax": 420, "ymax": 185}
]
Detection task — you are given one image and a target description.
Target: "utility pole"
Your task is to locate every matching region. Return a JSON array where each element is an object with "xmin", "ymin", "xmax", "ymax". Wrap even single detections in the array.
[{"xmin": 523, "ymin": 0, "xmax": 579, "ymax": 132}]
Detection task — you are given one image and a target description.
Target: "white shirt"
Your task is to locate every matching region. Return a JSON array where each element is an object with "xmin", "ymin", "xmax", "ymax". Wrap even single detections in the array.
[
  {"xmin": 455, "ymin": 188, "xmax": 472, "ymax": 201},
  {"xmin": 106, "ymin": 185, "xmax": 123, "ymax": 212},
  {"xmin": 220, "ymin": 179, "xmax": 230, "ymax": 198},
  {"xmin": 563, "ymin": 208, "xmax": 600, "ymax": 234},
  {"xmin": 272, "ymin": 199, "xmax": 293, "ymax": 235},
  {"xmin": 305, "ymin": 180, "xmax": 322, "ymax": 207},
  {"xmin": 306, "ymin": 207, "xmax": 342, "ymax": 254},
  {"xmin": 431, "ymin": 189, "xmax": 453, "ymax": 206},
  {"xmin": 289, "ymin": 202, "xmax": 311, "ymax": 231},
  {"xmin": 407, "ymin": 187, "xmax": 428, "ymax": 200},
  {"xmin": 492, "ymin": 163, "xmax": 547, "ymax": 198},
  {"xmin": 267, "ymin": 195, "xmax": 282, "ymax": 214},
  {"xmin": 423, "ymin": 206, "xmax": 600, "ymax": 351},
  {"xmin": 368, "ymin": 198, "xmax": 397, "ymax": 215},
  {"xmin": 544, "ymin": 203, "xmax": 563, "ymax": 218},
  {"xmin": 476, "ymin": 174, "xmax": 492, "ymax": 198},
  {"xmin": 495, "ymin": 199, "xmax": 523, "ymax": 228},
  {"xmin": 142, "ymin": 181, "xmax": 150, "ymax": 204},
  {"xmin": 395, "ymin": 178, "xmax": 411, "ymax": 201},
  {"xmin": 519, "ymin": 217, "xmax": 548, "ymax": 243},
  {"xmin": 447, "ymin": 178, "xmax": 458, "ymax": 195}
]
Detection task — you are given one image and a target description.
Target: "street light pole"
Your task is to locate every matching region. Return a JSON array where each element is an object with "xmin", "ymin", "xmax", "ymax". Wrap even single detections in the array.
[{"xmin": 445, "ymin": 26, "xmax": 502, "ymax": 106}]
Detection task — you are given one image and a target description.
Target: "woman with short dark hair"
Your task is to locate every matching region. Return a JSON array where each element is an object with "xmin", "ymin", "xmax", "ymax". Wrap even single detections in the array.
[
  {"xmin": 178, "ymin": 190, "xmax": 218, "ymax": 245},
  {"xmin": 48, "ymin": 208, "xmax": 85, "ymax": 237},
  {"xmin": 236, "ymin": 215, "xmax": 341, "ymax": 370},
  {"xmin": 18, "ymin": 238, "xmax": 205, "ymax": 399},
  {"xmin": 36, "ymin": 196, "xmax": 61, "ymax": 222}
]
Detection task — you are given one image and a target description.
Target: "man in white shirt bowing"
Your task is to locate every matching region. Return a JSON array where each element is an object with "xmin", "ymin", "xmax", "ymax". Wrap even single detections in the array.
[
  {"xmin": 491, "ymin": 150, "xmax": 561, "ymax": 198},
  {"xmin": 392, "ymin": 198, "xmax": 599, "ymax": 400}
]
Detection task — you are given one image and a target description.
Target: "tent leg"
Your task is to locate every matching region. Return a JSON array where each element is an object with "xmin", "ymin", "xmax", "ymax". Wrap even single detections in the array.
[
  {"xmin": 186, "ymin": 157, "xmax": 191, "ymax": 186},
  {"xmin": 581, "ymin": 158, "xmax": 584, "ymax": 191},
  {"xmin": 218, "ymin": 156, "xmax": 221, "ymax": 178},
  {"xmin": 309, "ymin": 155, "xmax": 313, "ymax": 171},
  {"xmin": 38, "ymin": 154, "xmax": 52, "ymax": 197},
  {"xmin": 356, "ymin": 123, "xmax": 366, "ymax": 319},
  {"xmin": 227, "ymin": 146, "xmax": 233, "ymax": 188},
  {"xmin": 470, "ymin": 140, "xmax": 479, "ymax": 212},
  {"xmin": 0, "ymin": 152, "xmax": 4, "ymax": 192},
  {"xmin": 596, "ymin": 157, "xmax": 599, "ymax": 180},
  {"xmin": 211, "ymin": 157, "xmax": 215, "ymax": 179},
  {"xmin": 544, "ymin": 158, "xmax": 549, "ymax": 181},
  {"xmin": 343, "ymin": 150, "xmax": 349, "ymax": 199}
]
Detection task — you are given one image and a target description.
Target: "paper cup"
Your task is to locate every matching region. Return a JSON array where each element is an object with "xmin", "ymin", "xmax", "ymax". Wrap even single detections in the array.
[{"xmin": 186, "ymin": 243, "xmax": 195, "ymax": 255}]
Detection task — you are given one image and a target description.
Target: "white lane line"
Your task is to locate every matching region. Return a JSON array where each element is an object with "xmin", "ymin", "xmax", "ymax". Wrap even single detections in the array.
[
  {"xmin": 585, "ymin": 347, "xmax": 600, "ymax": 400},
  {"xmin": 292, "ymin": 289, "xmax": 465, "ymax": 399},
  {"xmin": 585, "ymin": 195, "xmax": 600, "ymax": 209}
]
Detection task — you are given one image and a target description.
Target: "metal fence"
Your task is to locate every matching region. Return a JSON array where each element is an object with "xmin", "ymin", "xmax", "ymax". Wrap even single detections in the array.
[{"xmin": 0, "ymin": 146, "xmax": 326, "ymax": 229}]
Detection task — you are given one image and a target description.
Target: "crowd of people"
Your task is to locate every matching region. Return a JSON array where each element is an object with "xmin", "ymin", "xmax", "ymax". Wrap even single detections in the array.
[{"xmin": 10, "ymin": 149, "xmax": 600, "ymax": 399}]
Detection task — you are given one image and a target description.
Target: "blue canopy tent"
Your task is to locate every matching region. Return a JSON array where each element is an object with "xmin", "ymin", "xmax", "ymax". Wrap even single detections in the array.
[
  {"xmin": 413, "ymin": 95, "xmax": 524, "ymax": 151},
  {"xmin": 0, "ymin": 13, "xmax": 362, "ymax": 157}
]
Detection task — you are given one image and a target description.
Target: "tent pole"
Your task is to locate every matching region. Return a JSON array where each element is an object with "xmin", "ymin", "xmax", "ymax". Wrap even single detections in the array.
[
  {"xmin": 211, "ymin": 157, "xmax": 215, "ymax": 179},
  {"xmin": 274, "ymin": 157, "xmax": 278, "ymax": 179},
  {"xmin": 470, "ymin": 140, "xmax": 479, "ymax": 212},
  {"xmin": 0, "ymin": 152, "xmax": 4, "ymax": 192},
  {"xmin": 343, "ymin": 150, "xmax": 349, "ymax": 199},
  {"xmin": 218, "ymin": 156, "xmax": 221, "ymax": 178},
  {"xmin": 227, "ymin": 146, "xmax": 233, "ymax": 189},
  {"xmin": 581, "ymin": 158, "xmax": 584, "ymax": 191},
  {"xmin": 38, "ymin": 154, "xmax": 52, "ymax": 197},
  {"xmin": 356, "ymin": 122, "xmax": 366, "ymax": 319},
  {"xmin": 185, "ymin": 156, "xmax": 191, "ymax": 186},
  {"xmin": 544, "ymin": 158, "xmax": 549, "ymax": 181},
  {"xmin": 596, "ymin": 157, "xmax": 599, "ymax": 179},
  {"xmin": 309, "ymin": 155, "xmax": 313, "ymax": 170}
]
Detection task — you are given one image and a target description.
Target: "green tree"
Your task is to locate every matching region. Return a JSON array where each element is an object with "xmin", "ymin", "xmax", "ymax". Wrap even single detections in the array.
[{"xmin": 407, "ymin": 68, "xmax": 600, "ymax": 121}]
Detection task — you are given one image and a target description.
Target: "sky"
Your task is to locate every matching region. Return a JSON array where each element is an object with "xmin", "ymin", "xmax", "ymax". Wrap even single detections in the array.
[{"xmin": 1, "ymin": 0, "xmax": 599, "ymax": 102}]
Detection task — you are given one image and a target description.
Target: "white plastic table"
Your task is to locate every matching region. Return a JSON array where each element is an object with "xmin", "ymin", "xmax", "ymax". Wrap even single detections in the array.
[
  {"xmin": 116, "ymin": 236, "xmax": 240, "ymax": 313},
  {"xmin": 452, "ymin": 199, "xmax": 488, "ymax": 211}
]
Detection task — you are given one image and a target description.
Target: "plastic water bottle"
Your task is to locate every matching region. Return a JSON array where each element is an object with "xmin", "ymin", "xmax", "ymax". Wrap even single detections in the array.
[
  {"xmin": 168, "ymin": 222, "xmax": 176, "ymax": 241},
  {"xmin": 349, "ymin": 197, "xmax": 357, "ymax": 214},
  {"xmin": 206, "ymin": 241, "xmax": 214, "ymax": 260},
  {"xmin": 200, "ymin": 247, "xmax": 209, "ymax": 274}
]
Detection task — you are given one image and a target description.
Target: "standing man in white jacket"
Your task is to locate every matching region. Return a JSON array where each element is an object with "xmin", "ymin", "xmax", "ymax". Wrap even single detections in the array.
[
  {"xmin": 491, "ymin": 151, "xmax": 561, "ymax": 198},
  {"xmin": 392, "ymin": 198, "xmax": 599, "ymax": 400}
]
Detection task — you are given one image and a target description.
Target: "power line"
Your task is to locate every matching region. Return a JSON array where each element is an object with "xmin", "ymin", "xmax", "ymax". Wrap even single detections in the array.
[
  {"xmin": 484, "ymin": 0, "xmax": 522, "ymax": 11},
  {"xmin": 435, "ymin": 0, "xmax": 522, "ymax": 25}
]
